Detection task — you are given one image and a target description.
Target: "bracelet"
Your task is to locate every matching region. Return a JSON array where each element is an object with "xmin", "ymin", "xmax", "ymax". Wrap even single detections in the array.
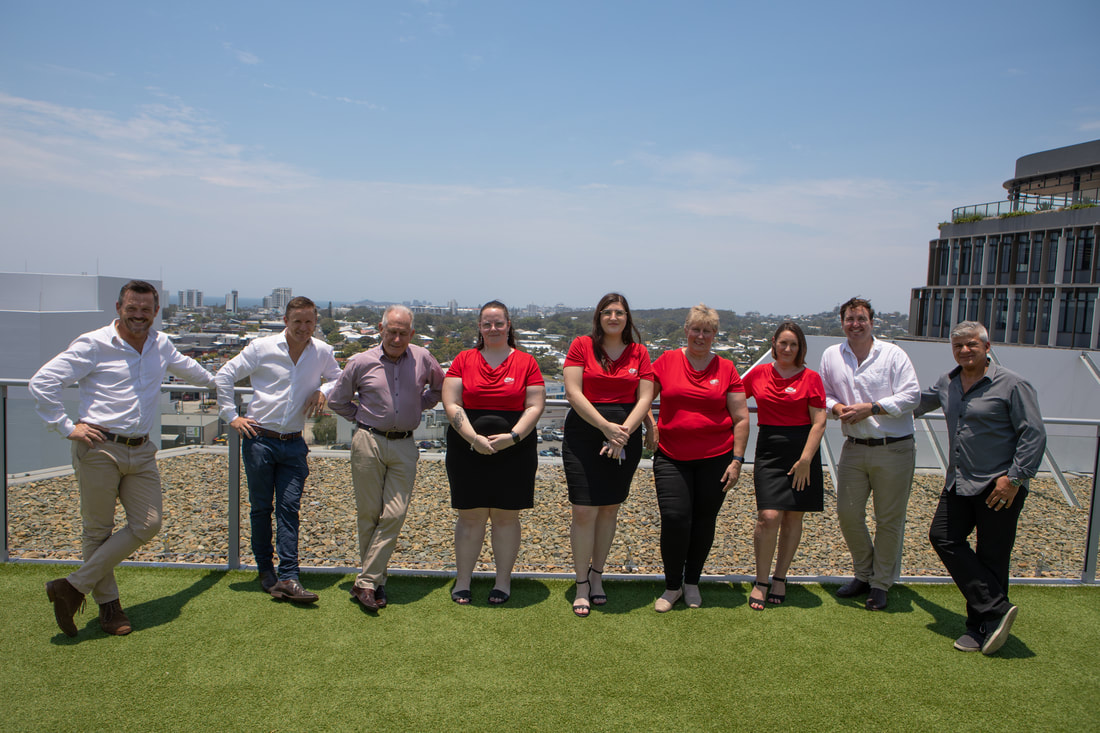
[
  {"xmin": 510, "ymin": 430, "xmax": 520, "ymax": 444},
  {"xmin": 731, "ymin": 455, "xmax": 745, "ymax": 463}
]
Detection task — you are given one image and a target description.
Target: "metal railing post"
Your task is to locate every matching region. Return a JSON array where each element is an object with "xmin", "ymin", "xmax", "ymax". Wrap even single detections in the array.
[
  {"xmin": 228, "ymin": 391, "xmax": 242, "ymax": 570},
  {"xmin": 1083, "ymin": 427, "xmax": 1100, "ymax": 584},
  {"xmin": 1, "ymin": 386, "xmax": 8, "ymax": 563}
]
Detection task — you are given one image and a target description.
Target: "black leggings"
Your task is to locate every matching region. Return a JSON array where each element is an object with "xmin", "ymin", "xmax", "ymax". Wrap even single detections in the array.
[{"xmin": 653, "ymin": 450, "xmax": 732, "ymax": 590}]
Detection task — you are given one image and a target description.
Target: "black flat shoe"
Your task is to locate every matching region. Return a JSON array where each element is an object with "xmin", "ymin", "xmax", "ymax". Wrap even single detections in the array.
[
  {"xmin": 451, "ymin": 589, "xmax": 472, "ymax": 605},
  {"xmin": 488, "ymin": 588, "xmax": 510, "ymax": 605}
]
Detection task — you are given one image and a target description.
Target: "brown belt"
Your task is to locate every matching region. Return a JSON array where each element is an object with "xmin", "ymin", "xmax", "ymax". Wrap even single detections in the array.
[
  {"xmin": 82, "ymin": 423, "xmax": 148, "ymax": 447},
  {"xmin": 358, "ymin": 423, "xmax": 413, "ymax": 440},
  {"xmin": 254, "ymin": 427, "xmax": 303, "ymax": 441}
]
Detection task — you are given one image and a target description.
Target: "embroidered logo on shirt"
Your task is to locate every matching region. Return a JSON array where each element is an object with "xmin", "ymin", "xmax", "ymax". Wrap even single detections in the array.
[
  {"xmin": 784, "ymin": 386, "xmax": 796, "ymax": 393},
  {"xmin": 504, "ymin": 377, "xmax": 515, "ymax": 383},
  {"xmin": 710, "ymin": 379, "xmax": 719, "ymax": 385},
  {"xmin": 629, "ymin": 368, "xmax": 637, "ymax": 374}
]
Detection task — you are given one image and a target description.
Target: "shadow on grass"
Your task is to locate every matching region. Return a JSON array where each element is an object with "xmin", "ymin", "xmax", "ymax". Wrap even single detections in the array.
[
  {"xmin": 909, "ymin": 588, "xmax": 1036, "ymax": 659},
  {"xmin": 52, "ymin": 569, "xmax": 225, "ymax": 644}
]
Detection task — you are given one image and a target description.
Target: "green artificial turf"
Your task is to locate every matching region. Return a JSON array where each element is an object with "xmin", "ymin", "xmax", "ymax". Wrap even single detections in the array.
[{"xmin": 3, "ymin": 563, "xmax": 1097, "ymax": 732}]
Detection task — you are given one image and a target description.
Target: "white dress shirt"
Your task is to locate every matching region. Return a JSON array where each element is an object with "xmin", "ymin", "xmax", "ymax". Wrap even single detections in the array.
[
  {"xmin": 215, "ymin": 331, "xmax": 342, "ymax": 434},
  {"xmin": 29, "ymin": 322, "xmax": 216, "ymax": 438},
  {"xmin": 819, "ymin": 338, "xmax": 920, "ymax": 439}
]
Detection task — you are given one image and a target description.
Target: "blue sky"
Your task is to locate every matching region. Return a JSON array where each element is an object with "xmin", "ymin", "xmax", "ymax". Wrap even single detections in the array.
[{"xmin": 2, "ymin": 1, "xmax": 1098, "ymax": 315}]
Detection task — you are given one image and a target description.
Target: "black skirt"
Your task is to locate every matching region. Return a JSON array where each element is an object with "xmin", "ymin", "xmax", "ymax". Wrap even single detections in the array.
[
  {"xmin": 753, "ymin": 424, "xmax": 824, "ymax": 512},
  {"xmin": 446, "ymin": 409, "xmax": 537, "ymax": 510},
  {"xmin": 562, "ymin": 403, "xmax": 642, "ymax": 506}
]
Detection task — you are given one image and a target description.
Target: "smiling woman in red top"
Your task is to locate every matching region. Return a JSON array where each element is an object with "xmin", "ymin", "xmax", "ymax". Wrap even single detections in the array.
[
  {"xmin": 443, "ymin": 301, "xmax": 546, "ymax": 606},
  {"xmin": 562, "ymin": 293, "xmax": 654, "ymax": 617},
  {"xmin": 646, "ymin": 304, "xmax": 750, "ymax": 612},
  {"xmin": 741, "ymin": 321, "xmax": 826, "ymax": 610}
]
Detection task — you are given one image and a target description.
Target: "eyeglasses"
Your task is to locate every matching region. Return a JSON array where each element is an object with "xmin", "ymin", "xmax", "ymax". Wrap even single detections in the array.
[
  {"xmin": 480, "ymin": 321, "xmax": 508, "ymax": 330},
  {"xmin": 600, "ymin": 309, "xmax": 627, "ymax": 318}
]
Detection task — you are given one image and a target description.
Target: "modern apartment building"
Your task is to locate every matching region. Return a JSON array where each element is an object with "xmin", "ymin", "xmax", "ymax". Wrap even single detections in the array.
[
  {"xmin": 909, "ymin": 139, "xmax": 1099, "ymax": 348},
  {"xmin": 178, "ymin": 289, "xmax": 204, "ymax": 309},
  {"xmin": 225, "ymin": 289, "xmax": 238, "ymax": 313}
]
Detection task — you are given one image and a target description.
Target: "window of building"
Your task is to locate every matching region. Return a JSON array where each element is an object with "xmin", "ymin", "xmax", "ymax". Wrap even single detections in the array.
[
  {"xmin": 968, "ymin": 291, "xmax": 980, "ymax": 321},
  {"xmin": 959, "ymin": 240, "xmax": 971, "ymax": 275},
  {"xmin": 987, "ymin": 237, "xmax": 999, "ymax": 274},
  {"xmin": 1046, "ymin": 231, "xmax": 1059, "ymax": 277},
  {"xmin": 972, "ymin": 238, "xmax": 985, "ymax": 284},
  {"xmin": 931, "ymin": 291, "xmax": 942, "ymax": 328},
  {"xmin": 1040, "ymin": 290, "xmax": 1054, "ymax": 337},
  {"xmin": 1025, "ymin": 292, "xmax": 1038, "ymax": 331},
  {"xmin": 1015, "ymin": 234, "xmax": 1030, "ymax": 273},
  {"xmin": 995, "ymin": 291, "xmax": 1008, "ymax": 330},
  {"xmin": 942, "ymin": 292, "xmax": 954, "ymax": 335}
]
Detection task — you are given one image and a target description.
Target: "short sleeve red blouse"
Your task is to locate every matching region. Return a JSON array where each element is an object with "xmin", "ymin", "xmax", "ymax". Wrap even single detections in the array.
[
  {"xmin": 563, "ymin": 336, "xmax": 654, "ymax": 404},
  {"xmin": 652, "ymin": 349, "xmax": 744, "ymax": 461},
  {"xmin": 742, "ymin": 364, "xmax": 826, "ymax": 427},
  {"xmin": 446, "ymin": 348, "xmax": 545, "ymax": 411}
]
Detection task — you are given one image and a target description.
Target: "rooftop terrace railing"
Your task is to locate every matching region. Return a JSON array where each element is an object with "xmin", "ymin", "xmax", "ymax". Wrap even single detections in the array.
[
  {"xmin": 951, "ymin": 187, "xmax": 1100, "ymax": 221},
  {"xmin": 2, "ymin": 379, "xmax": 1098, "ymax": 583}
]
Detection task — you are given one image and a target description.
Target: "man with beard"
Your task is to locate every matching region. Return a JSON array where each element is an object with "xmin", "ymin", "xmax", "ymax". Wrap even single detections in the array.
[{"xmin": 31, "ymin": 280, "xmax": 216, "ymax": 637}]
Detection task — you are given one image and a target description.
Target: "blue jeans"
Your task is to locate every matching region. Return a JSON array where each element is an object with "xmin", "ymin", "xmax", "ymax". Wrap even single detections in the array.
[{"xmin": 242, "ymin": 435, "xmax": 310, "ymax": 580}]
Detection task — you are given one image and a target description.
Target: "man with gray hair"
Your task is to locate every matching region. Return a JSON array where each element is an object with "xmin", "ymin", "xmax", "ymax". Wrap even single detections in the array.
[
  {"xmin": 327, "ymin": 305, "xmax": 444, "ymax": 611},
  {"xmin": 917, "ymin": 321, "xmax": 1045, "ymax": 655}
]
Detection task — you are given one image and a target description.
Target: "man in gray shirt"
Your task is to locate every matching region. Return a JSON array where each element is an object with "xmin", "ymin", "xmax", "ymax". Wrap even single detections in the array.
[{"xmin": 917, "ymin": 321, "xmax": 1045, "ymax": 655}]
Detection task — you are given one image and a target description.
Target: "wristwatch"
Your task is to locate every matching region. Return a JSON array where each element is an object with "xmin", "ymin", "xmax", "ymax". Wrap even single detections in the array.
[
  {"xmin": 731, "ymin": 455, "xmax": 745, "ymax": 463},
  {"xmin": 871, "ymin": 403, "xmax": 882, "ymax": 415},
  {"xmin": 1008, "ymin": 476, "xmax": 1023, "ymax": 488},
  {"xmin": 510, "ymin": 431, "xmax": 520, "ymax": 444}
]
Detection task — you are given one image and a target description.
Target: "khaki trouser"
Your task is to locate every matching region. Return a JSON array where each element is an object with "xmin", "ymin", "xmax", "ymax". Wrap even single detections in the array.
[
  {"xmin": 67, "ymin": 439, "xmax": 161, "ymax": 605},
  {"xmin": 836, "ymin": 438, "xmax": 916, "ymax": 591},
  {"xmin": 350, "ymin": 428, "xmax": 418, "ymax": 590}
]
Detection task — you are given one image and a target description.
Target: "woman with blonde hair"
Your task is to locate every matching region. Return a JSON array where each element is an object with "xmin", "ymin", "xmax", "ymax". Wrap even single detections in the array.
[{"xmin": 646, "ymin": 304, "xmax": 750, "ymax": 612}]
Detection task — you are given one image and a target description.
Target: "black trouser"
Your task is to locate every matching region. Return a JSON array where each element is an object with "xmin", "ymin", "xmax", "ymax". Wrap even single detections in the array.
[
  {"xmin": 928, "ymin": 482, "xmax": 1027, "ymax": 632},
  {"xmin": 653, "ymin": 450, "xmax": 732, "ymax": 590}
]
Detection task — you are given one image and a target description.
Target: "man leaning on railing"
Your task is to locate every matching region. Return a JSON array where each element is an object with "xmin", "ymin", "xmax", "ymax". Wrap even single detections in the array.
[{"xmin": 28, "ymin": 280, "xmax": 216, "ymax": 638}]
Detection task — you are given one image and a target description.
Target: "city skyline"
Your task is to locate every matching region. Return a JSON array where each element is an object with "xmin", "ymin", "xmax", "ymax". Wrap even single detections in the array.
[{"xmin": 2, "ymin": 2, "xmax": 1099, "ymax": 314}]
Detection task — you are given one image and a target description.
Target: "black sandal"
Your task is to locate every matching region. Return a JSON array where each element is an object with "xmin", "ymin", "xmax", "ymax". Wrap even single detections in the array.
[
  {"xmin": 767, "ymin": 576, "xmax": 787, "ymax": 605},
  {"xmin": 488, "ymin": 588, "xmax": 510, "ymax": 605},
  {"xmin": 588, "ymin": 566, "xmax": 607, "ymax": 606},
  {"xmin": 451, "ymin": 589, "xmax": 472, "ymax": 605},
  {"xmin": 573, "ymin": 579, "xmax": 591, "ymax": 617},
  {"xmin": 749, "ymin": 581, "xmax": 770, "ymax": 611}
]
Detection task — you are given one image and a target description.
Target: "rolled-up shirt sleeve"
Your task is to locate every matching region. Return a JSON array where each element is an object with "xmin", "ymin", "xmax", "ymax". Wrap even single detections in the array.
[
  {"xmin": 877, "ymin": 351, "xmax": 921, "ymax": 416},
  {"xmin": 326, "ymin": 360, "xmax": 361, "ymax": 422},
  {"xmin": 1008, "ymin": 380, "xmax": 1046, "ymax": 481},
  {"xmin": 28, "ymin": 336, "xmax": 97, "ymax": 437}
]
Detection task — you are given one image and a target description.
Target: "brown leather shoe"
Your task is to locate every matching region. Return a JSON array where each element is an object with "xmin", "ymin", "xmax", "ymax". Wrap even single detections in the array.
[
  {"xmin": 99, "ymin": 599, "xmax": 133, "ymax": 635},
  {"xmin": 374, "ymin": 586, "xmax": 387, "ymax": 608},
  {"xmin": 269, "ymin": 578, "xmax": 319, "ymax": 603},
  {"xmin": 46, "ymin": 578, "xmax": 85, "ymax": 637},
  {"xmin": 351, "ymin": 585, "xmax": 379, "ymax": 610}
]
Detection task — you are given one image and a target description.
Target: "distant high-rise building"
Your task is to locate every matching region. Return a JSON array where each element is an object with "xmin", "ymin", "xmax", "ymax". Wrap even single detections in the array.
[
  {"xmin": 263, "ymin": 295, "xmax": 273, "ymax": 309},
  {"xmin": 448, "ymin": 299, "xmax": 458, "ymax": 315},
  {"xmin": 271, "ymin": 287, "xmax": 292, "ymax": 312},
  {"xmin": 225, "ymin": 290, "xmax": 238, "ymax": 313},
  {"xmin": 177, "ymin": 289, "xmax": 203, "ymax": 309},
  {"xmin": 910, "ymin": 139, "xmax": 1100, "ymax": 349}
]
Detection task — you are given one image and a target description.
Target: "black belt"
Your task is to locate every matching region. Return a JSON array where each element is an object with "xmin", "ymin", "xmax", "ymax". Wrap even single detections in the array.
[
  {"xmin": 104, "ymin": 432, "xmax": 148, "ymax": 447},
  {"xmin": 254, "ymin": 427, "xmax": 303, "ymax": 441},
  {"xmin": 847, "ymin": 434, "xmax": 913, "ymax": 447},
  {"xmin": 359, "ymin": 423, "xmax": 413, "ymax": 440}
]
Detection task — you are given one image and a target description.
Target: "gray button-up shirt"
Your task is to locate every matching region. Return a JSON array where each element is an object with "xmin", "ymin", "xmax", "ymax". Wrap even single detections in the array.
[{"xmin": 916, "ymin": 360, "xmax": 1046, "ymax": 496}]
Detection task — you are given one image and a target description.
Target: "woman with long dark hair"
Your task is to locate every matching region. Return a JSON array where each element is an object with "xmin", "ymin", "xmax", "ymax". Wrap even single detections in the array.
[
  {"xmin": 562, "ymin": 293, "xmax": 654, "ymax": 617},
  {"xmin": 742, "ymin": 321, "xmax": 826, "ymax": 609},
  {"xmin": 443, "ymin": 301, "xmax": 546, "ymax": 605}
]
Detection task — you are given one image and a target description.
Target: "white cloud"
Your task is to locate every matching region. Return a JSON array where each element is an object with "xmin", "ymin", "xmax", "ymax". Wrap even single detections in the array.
[
  {"xmin": 222, "ymin": 42, "xmax": 260, "ymax": 65},
  {"xmin": 1079, "ymin": 120, "xmax": 1100, "ymax": 131},
  {"xmin": 0, "ymin": 92, "xmax": 944, "ymax": 314}
]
